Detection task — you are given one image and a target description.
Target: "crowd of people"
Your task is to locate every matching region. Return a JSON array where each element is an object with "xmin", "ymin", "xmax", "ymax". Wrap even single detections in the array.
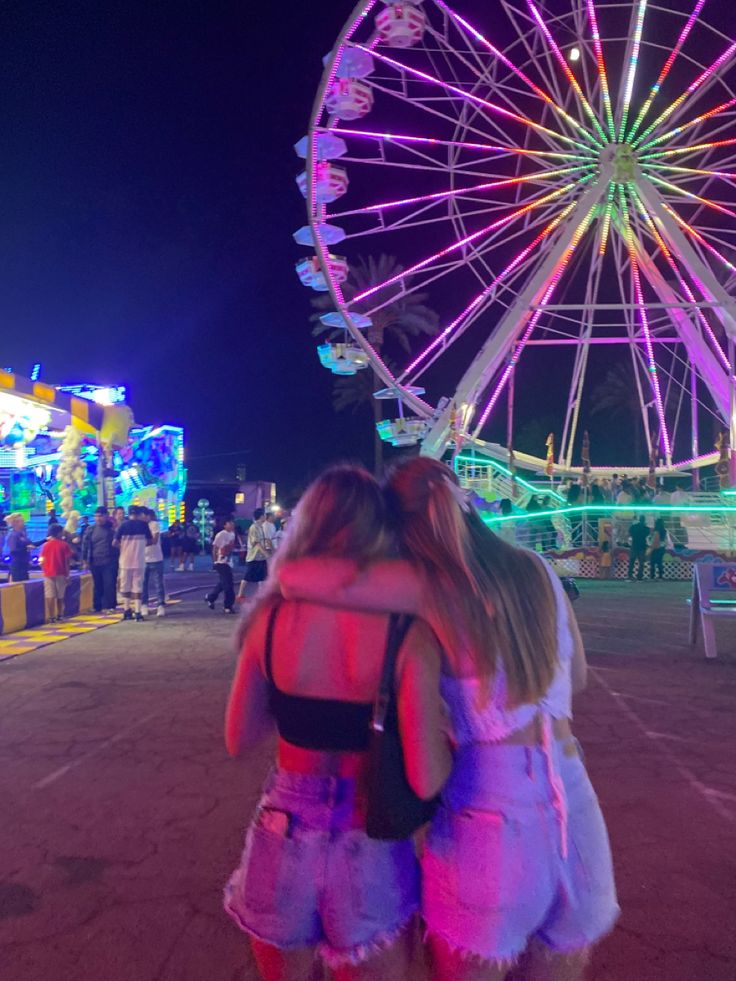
[{"xmin": 223, "ymin": 459, "xmax": 618, "ymax": 981}]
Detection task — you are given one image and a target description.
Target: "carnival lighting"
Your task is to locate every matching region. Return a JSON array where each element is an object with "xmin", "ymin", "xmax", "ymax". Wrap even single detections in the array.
[{"xmin": 300, "ymin": 0, "xmax": 736, "ymax": 473}]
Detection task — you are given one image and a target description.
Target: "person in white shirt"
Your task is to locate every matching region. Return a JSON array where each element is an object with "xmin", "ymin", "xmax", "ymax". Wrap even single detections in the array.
[
  {"xmin": 206, "ymin": 519, "xmax": 237, "ymax": 614},
  {"xmin": 263, "ymin": 513, "xmax": 277, "ymax": 550},
  {"xmin": 141, "ymin": 508, "xmax": 166, "ymax": 618}
]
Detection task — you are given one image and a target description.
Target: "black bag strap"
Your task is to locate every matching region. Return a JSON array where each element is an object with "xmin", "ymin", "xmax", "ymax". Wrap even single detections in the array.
[
  {"xmin": 263, "ymin": 603, "xmax": 279, "ymax": 685},
  {"xmin": 372, "ymin": 613, "xmax": 415, "ymax": 733}
]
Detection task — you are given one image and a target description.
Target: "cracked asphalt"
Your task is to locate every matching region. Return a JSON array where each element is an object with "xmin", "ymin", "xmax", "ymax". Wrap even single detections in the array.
[{"xmin": 1, "ymin": 576, "xmax": 735, "ymax": 980}]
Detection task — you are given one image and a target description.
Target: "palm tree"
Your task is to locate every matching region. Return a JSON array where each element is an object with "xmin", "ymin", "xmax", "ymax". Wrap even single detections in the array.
[
  {"xmin": 311, "ymin": 254, "xmax": 439, "ymax": 475},
  {"xmin": 590, "ymin": 360, "xmax": 648, "ymax": 462}
]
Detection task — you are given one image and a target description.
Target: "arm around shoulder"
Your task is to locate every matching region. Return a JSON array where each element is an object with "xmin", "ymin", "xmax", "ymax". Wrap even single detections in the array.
[
  {"xmin": 396, "ymin": 620, "xmax": 452, "ymax": 801},
  {"xmin": 279, "ymin": 558, "xmax": 424, "ymax": 614}
]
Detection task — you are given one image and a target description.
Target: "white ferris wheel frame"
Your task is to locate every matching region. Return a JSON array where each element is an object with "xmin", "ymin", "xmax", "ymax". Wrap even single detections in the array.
[{"xmin": 302, "ymin": 0, "xmax": 736, "ymax": 476}]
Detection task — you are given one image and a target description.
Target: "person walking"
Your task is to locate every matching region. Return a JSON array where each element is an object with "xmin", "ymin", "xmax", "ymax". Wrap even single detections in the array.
[
  {"xmin": 224, "ymin": 466, "xmax": 450, "ymax": 980},
  {"xmin": 206, "ymin": 518, "xmax": 237, "ymax": 614},
  {"xmin": 82, "ymin": 507, "xmax": 117, "ymax": 613},
  {"xmin": 39, "ymin": 524, "xmax": 72, "ymax": 623},
  {"xmin": 113, "ymin": 505, "xmax": 152, "ymax": 621},
  {"xmin": 628, "ymin": 515, "xmax": 650, "ymax": 581},
  {"xmin": 6, "ymin": 513, "xmax": 33, "ymax": 583},
  {"xmin": 166, "ymin": 520, "xmax": 184, "ymax": 572},
  {"xmin": 141, "ymin": 508, "xmax": 166, "ymax": 617},
  {"xmin": 239, "ymin": 508, "xmax": 271, "ymax": 597},
  {"xmin": 280, "ymin": 457, "xmax": 618, "ymax": 980},
  {"xmin": 649, "ymin": 517, "xmax": 667, "ymax": 580}
]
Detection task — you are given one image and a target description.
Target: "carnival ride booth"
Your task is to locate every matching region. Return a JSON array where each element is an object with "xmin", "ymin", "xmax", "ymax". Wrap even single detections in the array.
[{"xmin": 0, "ymin": 374, "xmax": 186, "ymax": 572}]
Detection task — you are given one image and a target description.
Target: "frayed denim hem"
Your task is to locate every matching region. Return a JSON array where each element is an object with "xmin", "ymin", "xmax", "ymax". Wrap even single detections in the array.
[
  {"xmin": 319, "ymin": 907, "xmax": 419, "ymax": 969},
  {"xmin": 424, "ymin": 927, "xmax": 522, "ymax": 971}
]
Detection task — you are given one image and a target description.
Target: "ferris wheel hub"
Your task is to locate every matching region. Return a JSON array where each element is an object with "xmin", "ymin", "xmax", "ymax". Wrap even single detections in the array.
[{"xmin": 607, "ymin": 144, "xmax": 639, "ymax": 183}]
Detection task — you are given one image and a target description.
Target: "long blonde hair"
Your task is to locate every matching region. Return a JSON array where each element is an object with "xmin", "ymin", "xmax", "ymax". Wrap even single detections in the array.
[
  {"xmin": 238, "ymin": 464, "xmax": 392, "ymax": 646},
  {"xmin": 387, "ymin": 458, "xmax": 557, "ymax": 706}
]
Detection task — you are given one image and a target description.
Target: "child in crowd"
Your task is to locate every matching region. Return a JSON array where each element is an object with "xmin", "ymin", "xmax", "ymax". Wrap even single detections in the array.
[{"xmin": 40, "ymin": 524, "xmax": 73, "ymax": 623}]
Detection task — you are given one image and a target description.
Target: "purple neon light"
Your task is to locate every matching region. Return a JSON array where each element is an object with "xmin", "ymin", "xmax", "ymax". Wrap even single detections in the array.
[
  {"xmin": 434, "ymin": 0, "xmax": 602, "ymax": 147},
  {"xmin": 525, "ymin": 0, "xmax": 608, "ymax": 145},
  {"xmin": 353, "ymin": 44, "xmax": 592, "ymax": 151},
  {"xmin": 633, "ymin": 38, "xmax": 736, "ymax": 149},
  {"xmin": 619, "ymin": 186, "xmax": 672, "ymax": 459},
  {"xmin": 586, "ymin": 0, "xmax": 616, "ymax": 140},
  {"xmin": 626, "ymin": 0, "xmax": 707, "ymax": 143},
  {"xmin": 474, "ymin": 205, "xmax": 598, "ymax": 433},
  {"xmin": 639, "ymin": 97, "xmax": 736, "ymax": 153},
  {"xmin": 630, "ymin": 189, "xmax": 732, "ymax": 373},
  {"xmin": 333, "ymin": 165, "xmax": 592, "ymax": 218},
  {"xmin": 647, "ymin": 174, "xmax": 736, "ymax": 221},
  {"xmin": 330, "ymin": 127, "xmax": 587, "ymax": 160},
  {"xmin": 351, "ymin": 179, "xmax": 590, "ymax": 304},
  {"xmin": 400, "ymin": 201, "xmax": 578, "ymax": 379}
]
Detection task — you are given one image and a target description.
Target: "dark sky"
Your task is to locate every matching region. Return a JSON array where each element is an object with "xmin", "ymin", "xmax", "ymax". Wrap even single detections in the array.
[{"xmin": 1, "ymin": 1, "xmax": 366, "ymax": 497}]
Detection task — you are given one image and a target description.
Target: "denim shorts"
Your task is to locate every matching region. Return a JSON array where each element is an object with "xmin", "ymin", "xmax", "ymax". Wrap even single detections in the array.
[
  {"xmin": 422, "ymin": 738, "xmax": 619, "ymax": 966},
  {"xmin": 224, "ymin": 768, "xmax": 419, "ymax": 966}
]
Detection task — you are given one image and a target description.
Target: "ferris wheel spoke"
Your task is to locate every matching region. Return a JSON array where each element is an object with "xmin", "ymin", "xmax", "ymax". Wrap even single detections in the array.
[
  {"xmin": 432, "ymin": 0, "xmax": 603, "ymax": 148},
  {"xmin": 646, "ymin": 174, "xmax": 736, "ymax": 219},
  {"xmin": 330, "ymin": 165, "xmax": 593, "ymax": 222},
  {"xmin": 360, "ymin": 196, "xmax": 575, "ymax": 322},
  {"xmin": 470, "ymin": 197, "xmax": 602, "ymax": 437},
  {"xmin": 632, "ymin": 38, "xmax": 736, "ymax": 150},
  {"xmin": 397, "ymin": 200, "xmax": 579, "ymax": 382},
  {"xmin": 349, "ymin": 179, "xmax": 591, "ymax": 305},
  {"xmin": 626, "ymin": 0, "xmax": 708, "ymax": 143},
  {"xmin": 617, "ymin": 185, "xmax": 672, "ymax": 461},
  {"xmin": 524, "ymin": 0, "xmax": 609, "ymax": 145},
  {"xmin": 352, "ymin": 43, "xmax": 592, "ymax": 152},
  {"xmin": 585, "ymin": 0, "xmax": 616, "ymax": 141},
  {"xmin": 629, "ymin": 188, "xmax": 732, "ymax": 372},
  {"xmin": 331, "ymin": 127, "xmax": 592, "ymax": 164},
  {"xmin": 659, "ymin": 202, "xmax": 736, "ymax": 280},
  {"xmin": 637, "ymin": 97, "xmax": 736, "ymax": 154}
]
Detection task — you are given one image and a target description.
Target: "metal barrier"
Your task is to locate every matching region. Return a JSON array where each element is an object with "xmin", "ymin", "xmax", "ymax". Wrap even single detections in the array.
[{"xmin": 482, "ymin": 504, "xmax": 736, "ymax": 580}]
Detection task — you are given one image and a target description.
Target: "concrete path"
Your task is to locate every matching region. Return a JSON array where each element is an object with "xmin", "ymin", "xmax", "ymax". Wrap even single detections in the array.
[{"xmin": 1, "ymin": 578, "xmax": 734, "ymax": 980}]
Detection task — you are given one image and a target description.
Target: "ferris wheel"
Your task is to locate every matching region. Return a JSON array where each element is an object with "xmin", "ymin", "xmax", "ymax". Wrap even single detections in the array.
[{"xmin": 295, "ymin": 0, "xmax": 736, "ymax": 477}]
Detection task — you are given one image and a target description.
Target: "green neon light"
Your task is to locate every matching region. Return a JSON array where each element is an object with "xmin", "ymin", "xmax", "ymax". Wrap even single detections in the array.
[
  {"xmin": 454, "ymin": 455, "xmax": 566, "ymax": 503},
  {"xmin": 481, "ymin": 503, "xmax": 736, "ymax": 524}
]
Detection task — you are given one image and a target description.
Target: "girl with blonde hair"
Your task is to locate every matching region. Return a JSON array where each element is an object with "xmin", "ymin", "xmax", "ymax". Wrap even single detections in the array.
[
  {"xmin": 224, "ymin": 464, "xmax": 451, "ymax": 981},
  {"xmin": 280, "ymin": 457, "xmax": 618, "ymax": 981}
]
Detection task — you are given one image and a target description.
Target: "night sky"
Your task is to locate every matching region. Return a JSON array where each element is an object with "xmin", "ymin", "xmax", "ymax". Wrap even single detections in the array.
[
  {"xmin": 2, "ymin": 1, "xmax": 363, "ymax": 498},
  {"xmin": 2, "ymin": 1, "xmax": 731, "ymax": 497}
]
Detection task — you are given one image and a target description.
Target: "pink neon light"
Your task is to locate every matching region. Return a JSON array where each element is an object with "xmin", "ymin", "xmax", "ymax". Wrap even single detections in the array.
[
  {"xmin": 620, "ymin": 187, "xmax": 672, "ymax": 459},
  {"xmin": 354, "ymin": 44, "xmax": 591, "ymax": 151},
  {"xmin": 525, "ymin": 0, "xmax": 608, "ymax": 144},
  {"xmin": 586, "ymin": 0, "xmax": 615, "ymax": 139},
  {"xmin": 640, "ymin": 137, "xmax": 736, "ymax": 160},
  {"xmin": 627, "ymin": 0, "xmax": 707, "ymax": 142},
  {"xmin": 631, "ymin": 190, "xmax": 732, "ymax": 373},
  {"xmin": 330, "ymin": 127, "xmax": 589, "ymax": 160},
  {"xmin": 647, "ymin": 174, "xmax": 736, "ymax": 221},
  {"xmin": 663, "ymin": 202, "xmax": 736, "ymax": 279},
  {"xmin": 435, "ymin": 0, "xmax": 602, "ymax": 147},
  {"xmin": 634, "ymin": 39, "xmax": 736, "ymax": 148},
  {"xmin": 401, "ymin": 202, "xmax": 577, "ymax": 378},
  {"xmin": 475, "ymin": 206, "xmax": 597, "ymax": 432},
  {"xmin": 335, "ymin": 166, "xmax": 592, "ymax": 217},
  {"xmin": 638, "ymin": 96, "xmax": 736, "ymax": 153},
  {"xmin": 646, "ymin": 162, "xmax": 736, "ymax": 181},
  {"xmin": 351, "ymin": 179, "xmax": 590, "ymax": 304}
]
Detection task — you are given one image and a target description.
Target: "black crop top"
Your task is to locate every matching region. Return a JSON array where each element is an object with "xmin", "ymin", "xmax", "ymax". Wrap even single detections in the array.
[{"xmin": 264, "ymin": 605, "xmax": 374, "ymax": 752}]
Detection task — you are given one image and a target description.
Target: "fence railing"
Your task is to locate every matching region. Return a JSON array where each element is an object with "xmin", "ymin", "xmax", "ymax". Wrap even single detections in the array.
[{"xmin": 483, "ymin": 503, "xmax": 736, "ymax": 557}]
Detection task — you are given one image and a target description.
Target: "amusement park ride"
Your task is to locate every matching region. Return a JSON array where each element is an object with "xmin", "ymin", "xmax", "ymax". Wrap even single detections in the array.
[
  {"xmin": 295, "ymin": 0, "xmax": 736, "ymax": 489},
  {"xmin": 0, "ymin": 371, "xmax": 186, "ymax": 543}
]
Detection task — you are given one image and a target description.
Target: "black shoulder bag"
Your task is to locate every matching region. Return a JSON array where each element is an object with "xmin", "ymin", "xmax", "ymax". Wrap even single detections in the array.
[{"xmin": 366, "ymin": 613, "xmax": 440, "ymax": 841}]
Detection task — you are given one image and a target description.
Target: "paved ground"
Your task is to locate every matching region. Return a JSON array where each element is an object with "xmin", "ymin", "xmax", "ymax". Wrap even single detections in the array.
[{"xmin": 1, "ymin": 575, "xmax": 735, "ymax": 980}]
